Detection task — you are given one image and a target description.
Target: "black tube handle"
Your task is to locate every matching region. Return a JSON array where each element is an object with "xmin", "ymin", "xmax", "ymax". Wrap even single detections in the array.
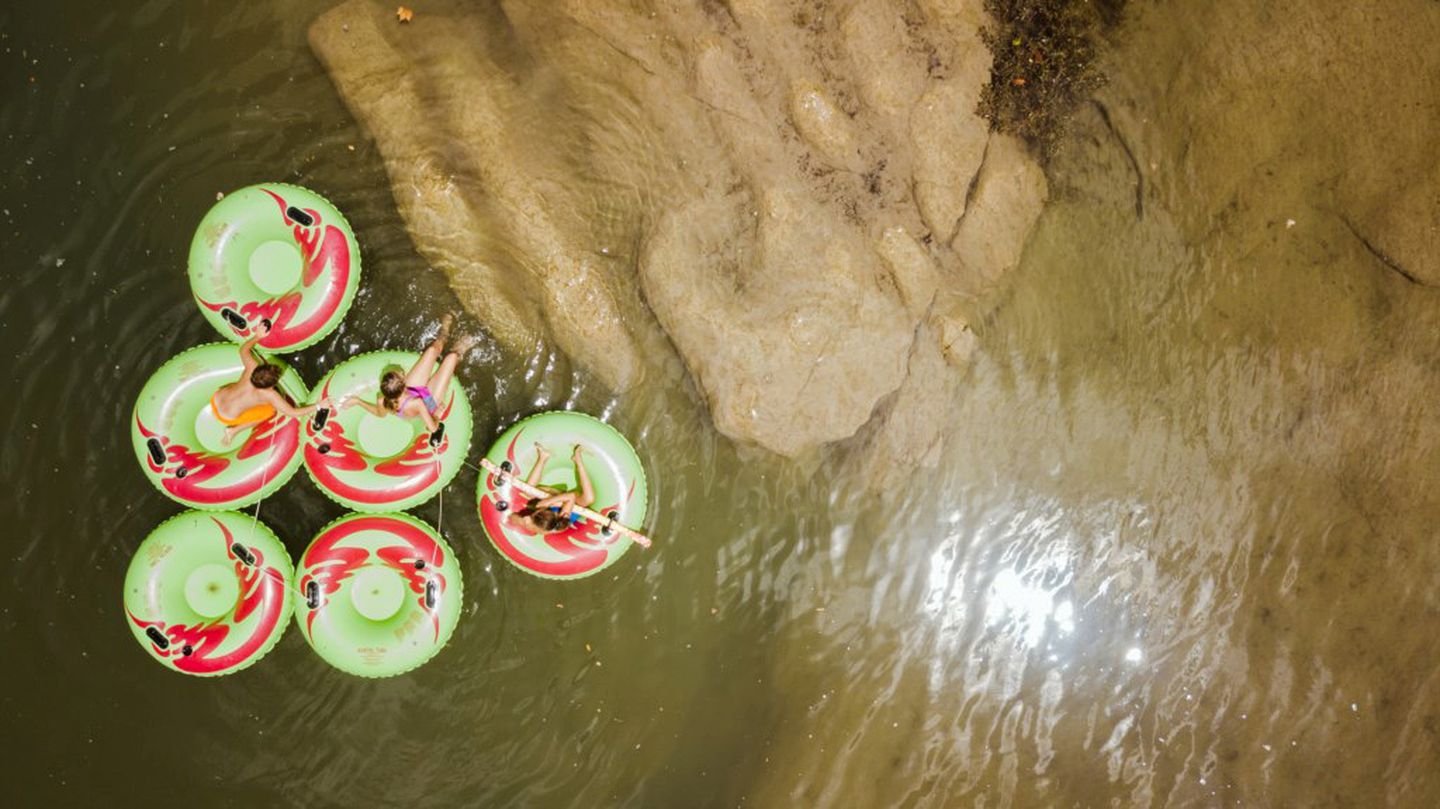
[
  {"xmin": 146, "ymin": 438, "xmax": 166, "ymax": 466},
  {"xmin": 221, "ymin": 307, "xmax": 248, "ymax": 331},
  {"xmin": 286, "ymin": 206, "xmax": 314, "ymax": 226},
  {"xmin": 428, "ymin": 422, "xmax": 446, "ymax": 447},
  {"xmin": 145, "ymin": 627, "xmax": 170, "ymax": 650},
  {"xmin": 311, "ymin": 407, "xmax": 330, "ymax": 432},
  {"xmin": 230, "ymin": 543, "xmax": 255, "ymax": 566},
  {"xmin": 424, "ymin": 580, "xmax": 437, "ymax": 609},
  {"xmin": 600, "ymin": 511, "xmax": 620, "ymax": 537},
  {"xmin": 305, "ymin": 580, "xmax": 320, "ymax": 609}
]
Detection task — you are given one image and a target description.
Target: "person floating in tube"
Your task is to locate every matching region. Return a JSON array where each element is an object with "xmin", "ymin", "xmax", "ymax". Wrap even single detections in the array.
[
  {"xmin": 342, "ymin": 313, "xmax": 476, "ymax": 434},
  {"xmin": 209, "ymin": 322, "xmax": 328, "ymax": 446},
  {"xmin": 508, "ymin": 444, "xmax": 596, "ymax": 534}
]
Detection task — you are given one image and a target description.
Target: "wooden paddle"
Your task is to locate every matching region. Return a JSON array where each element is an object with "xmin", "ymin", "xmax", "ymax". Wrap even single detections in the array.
[{"xmin": 478, "ymin": 457, "xmax": 652, "ymax": 549}]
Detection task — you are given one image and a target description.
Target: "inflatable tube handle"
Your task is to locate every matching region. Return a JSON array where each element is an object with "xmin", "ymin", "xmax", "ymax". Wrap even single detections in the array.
[
  {"xmin": 286, "ymin": 206, "xmax": 314, "ymax": 226},
  {"xmin": 424, "ymin": 579, "xmax": 437, "ymax": 609},
  {"xmin": 231, "ymin": 543, "xmax": 256, "ymax": 566},
  {"xmin": 221, "ymin": 307, "xmax": 248, "ymax": 331},
  {"xmin": 311, "ymin": 407, "xmax": 330, "ymax": 432},
  {"xmin": 305, "ymin": 580, "xmax": 320, "ymax": 610},
  {"xmin": 145, "ymin": 437, "xmax": 167, "ymax": 466},
  {"xmin": 145, "ymin": 626, "xmax": 170, "ymax": 650},
  {"xmin": 428, "ymin": 422, "xmax": 446, "ymax": 447}
]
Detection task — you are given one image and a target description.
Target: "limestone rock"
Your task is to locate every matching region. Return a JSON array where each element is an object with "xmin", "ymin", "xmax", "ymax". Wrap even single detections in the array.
[
  {"xmin": 310, "ymin": 0, "xmax": 1049, "ymax": 464},
  {"xmin": 839, "ymin": 2, "xmax": 927, "ymax": 126},
  {"xmin": 930, "ymin": 292, "xmax": 979, "ymax": 368},
  {"xmin": 641, "ymin": 186, "xmax": 913, "ymax": 457},
  {"xmin": 789, "ymin": 79, "xmax": 862, "ymax": 171},
  {"xmin": 837, "ymin": 322, "xmax": 957, "ymax": 486},
  {"xmin": 875, "ymin": 226, "xmax": 939, "ymax": 319},
  {"xmin": 953, "ymin": 133, "xmax": 1049, "ymax": 285},
  {"xmin": 910, "ymin": 79, "xmax": 990, "ymax": 241}
]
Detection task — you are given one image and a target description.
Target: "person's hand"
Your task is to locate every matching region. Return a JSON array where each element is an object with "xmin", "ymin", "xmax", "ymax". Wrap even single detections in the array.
[{"xmin": 256, "ymin": 319, "xmax": 272, "ymax": 337}]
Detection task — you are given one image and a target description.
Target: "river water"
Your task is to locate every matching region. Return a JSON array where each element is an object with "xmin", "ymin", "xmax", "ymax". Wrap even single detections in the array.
[{"xmin": 4, "ymin": 0, "xmax": 1439, "ymax": 806}]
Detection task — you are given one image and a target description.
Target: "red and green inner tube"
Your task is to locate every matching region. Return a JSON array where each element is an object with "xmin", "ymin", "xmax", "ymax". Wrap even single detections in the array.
[
  {"xmin": 124, "ymin": 511, "xmax": 294, "ymax": 677},
  {"xmin": 131, "ymin": 343, "xmax": 306, "ymax": 511},
  {"xmin": 189, "ymin": 183, "xmax": 361, "ymax": 353},
  {"xmin": 302, "ymin": 351, "xmax": 472, "ymax": 513},
  {"xmin": 477, "ymin": 411, "xmax": 649, "ymax": 581},
  {"xmin": 295, "ymin": 512, "xmax": 462, "ymax": 677}
]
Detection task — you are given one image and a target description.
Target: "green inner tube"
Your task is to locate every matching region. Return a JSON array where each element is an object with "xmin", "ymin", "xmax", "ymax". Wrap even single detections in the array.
[
  {"xmin": 123, "ymin": 511, "xmax": 295, "ymax": 677},
  {"xmin": 295, "ymin": 512, "xmax": 463, "ymax": 678},
  {"xmin": 189, "ymin": 183, "xmax": 361, "ymax": 353},
  {"xmin": 477, "ymin": 411, "xmax": 649, "ymax": 580},
  {"xmin": 303, "ymin": 351, "xmax": 472, "ymax": 512},
  {"xmin": 132, "ymin": 343, "xmax": 306, "ymax": 510}
]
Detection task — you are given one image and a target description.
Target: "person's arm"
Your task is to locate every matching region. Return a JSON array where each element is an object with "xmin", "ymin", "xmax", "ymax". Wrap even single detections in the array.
[
  {"xmin": 263, "ymin": 390, "xmax": 326, "ymax": 419},
  {"xmin": 238, "ymin": 322, "xmax": 270, "ymax": 373},
  {"xmin": 348, "ymin": 395, "xmax": 387, "ymax": 417},
  {"xmin": 534, "ymin": 492, "xmax": 576, "ymax": 512}
]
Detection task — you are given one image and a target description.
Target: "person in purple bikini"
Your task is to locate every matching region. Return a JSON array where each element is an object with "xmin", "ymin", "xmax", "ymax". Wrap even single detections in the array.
[{"xmin": 346, "ymin": 314, "xmax": 476, "ymax": 432}]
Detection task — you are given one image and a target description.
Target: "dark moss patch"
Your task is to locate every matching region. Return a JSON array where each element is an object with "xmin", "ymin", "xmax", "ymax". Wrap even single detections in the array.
[{"xmin": 978, "ymin": 0, "xmax": 1126, "ymax": 163}]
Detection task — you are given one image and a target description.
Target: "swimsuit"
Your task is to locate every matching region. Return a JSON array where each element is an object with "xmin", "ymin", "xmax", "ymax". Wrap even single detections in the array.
[
  {"xmin": 548, "ymin": 506, "xmax": 583, "ymax": 525},
  {"xmin": 210, "ymin": 393, "xmax": 275, "ymax": 426},
  {"xmin": 401, "ymin": 385, "xmax": 439, "ymax": 415}
]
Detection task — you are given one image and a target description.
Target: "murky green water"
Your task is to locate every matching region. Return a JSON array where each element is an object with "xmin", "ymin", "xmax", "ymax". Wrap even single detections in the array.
[{"xmin": 4, "ymin": 0, "xmax": 1439, "ymax": 806}]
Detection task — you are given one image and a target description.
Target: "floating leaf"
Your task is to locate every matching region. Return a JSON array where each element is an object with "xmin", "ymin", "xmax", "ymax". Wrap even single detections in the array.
[{"xmin": 396, "ymin": 6, "xmax": 414, "ymax": 23}]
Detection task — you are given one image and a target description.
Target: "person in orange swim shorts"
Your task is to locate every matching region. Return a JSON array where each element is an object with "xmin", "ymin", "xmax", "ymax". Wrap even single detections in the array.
[{"xmin": 209, "ymin": 322, "xmax": 328, "ymax": 446}]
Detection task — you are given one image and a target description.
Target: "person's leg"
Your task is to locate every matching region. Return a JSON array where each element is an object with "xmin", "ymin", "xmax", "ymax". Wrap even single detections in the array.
[
  {"xmin": 573, "ymin": 446, "xmax": 596, "ymax": 508},
  {"xmin": 525, "ymin": 444, "xmax": 551, "ymax": 487},
  {"xmin": 221, "ymin": 424, "xmax": 244, "ymax": 447},
  {"xmin": 403, "ymin": 314, "xmax": 453, "ymax": 385},
  {"xmin": 426, "ymin": 352, "xmax": 461, "ymax": 401},
  {"xmin": 404, "ymin": 341, "xmax": 443, "ymax": 386}
]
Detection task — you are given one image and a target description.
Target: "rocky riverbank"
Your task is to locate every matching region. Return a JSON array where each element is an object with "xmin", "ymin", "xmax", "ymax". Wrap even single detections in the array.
[{"xmin": 309, "ymin": 0, "xmax": 1048, "ymax": 479}]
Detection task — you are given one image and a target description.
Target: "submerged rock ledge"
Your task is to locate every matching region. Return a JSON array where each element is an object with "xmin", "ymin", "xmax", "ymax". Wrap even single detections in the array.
[{"xmin": 310, "ymin": 0, "xmax": 1047, "ymax": 473}]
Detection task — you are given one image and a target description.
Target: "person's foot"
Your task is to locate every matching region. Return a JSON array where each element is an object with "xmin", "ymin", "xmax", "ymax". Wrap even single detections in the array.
[
  {"xmin": 452, "ymin": 334, "xmax": 479, "ymax": 356},
  {"xmin": 436, "ymin": 313, "xmax": 455, "ymax": 345},
  {"xmin": 571, "ymin": 444, "xmax": 585, "ymax": 461},
  {"xmin": 534, "ymin": 441, "xmax": 550, "ymax": 459}
]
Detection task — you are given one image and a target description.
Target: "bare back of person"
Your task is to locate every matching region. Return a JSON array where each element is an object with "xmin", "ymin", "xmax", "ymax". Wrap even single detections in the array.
[{"xmin": 210, "ymin": 324, "xmax": 325, "ymax": 446}]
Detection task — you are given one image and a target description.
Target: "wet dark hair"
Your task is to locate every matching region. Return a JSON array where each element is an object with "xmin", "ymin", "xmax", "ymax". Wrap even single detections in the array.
[
  {"xmin": 250, "ymin": 364, "xmax": 281, "ymax": 389},
  {"xmin": 522, "ymin": 500, "xmax": 572, "ymax": 533},
  {"xmin": 380, "ymin": 370, "xmax": 406, "ymax": 411}
]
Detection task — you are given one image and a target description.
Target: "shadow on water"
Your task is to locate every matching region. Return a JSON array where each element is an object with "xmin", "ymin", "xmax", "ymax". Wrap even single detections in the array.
[{"xmin": 3, "ymin": 0, "xmax": 1440, "ymax": 806}]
